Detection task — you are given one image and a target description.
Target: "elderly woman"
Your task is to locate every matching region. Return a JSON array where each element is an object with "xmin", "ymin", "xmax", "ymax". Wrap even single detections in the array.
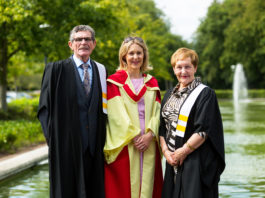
[
  {"xmin": 104, "ymin": 36, "xmax": 163, "ymax": 198},
  {"xmin": 159, "ymin": 47, "xmax": 225, "ymax": 198}
]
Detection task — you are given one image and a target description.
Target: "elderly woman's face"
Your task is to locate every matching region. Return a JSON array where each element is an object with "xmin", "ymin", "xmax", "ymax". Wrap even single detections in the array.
[
  {"xmin": 173, "ymin": 57, "xmax": 197, "ymax": 89},
  {"xmin": 125, "ymin": 43, "xmax": 144, "ymax": 73}
]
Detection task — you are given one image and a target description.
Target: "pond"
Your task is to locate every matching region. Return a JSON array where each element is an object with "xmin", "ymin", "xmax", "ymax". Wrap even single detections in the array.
[
  {"xmin": 0, "ymin": 160, "xmax": 49, "ymax": 198},
  {"xmin": 219, "ymin": 99, "xmax": 265, "ymax": 197},
  {"xmin": 0, "ymin": 99, "xmax": 265, "ymax": 197}
]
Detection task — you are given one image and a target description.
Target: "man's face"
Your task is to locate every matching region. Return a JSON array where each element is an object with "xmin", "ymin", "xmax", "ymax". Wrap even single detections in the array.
[{"xmin": 68, "ymin": 31, "xmax": 96, "ymax": 62}]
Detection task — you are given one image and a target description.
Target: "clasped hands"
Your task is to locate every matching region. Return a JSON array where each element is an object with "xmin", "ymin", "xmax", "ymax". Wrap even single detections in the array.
[
  {"xmin": 133, "ymin": 131, "xmax": 154, "ymax": 152},
  {"xmin": 164, "ymin": 145, "xmax": 190, "ymax": 166}
]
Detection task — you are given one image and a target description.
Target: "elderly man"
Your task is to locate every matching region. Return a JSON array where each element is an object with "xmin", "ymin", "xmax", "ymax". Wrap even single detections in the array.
[{"xmin": 38, "ymin": 25, "xmax": 107, "ymax": 198}]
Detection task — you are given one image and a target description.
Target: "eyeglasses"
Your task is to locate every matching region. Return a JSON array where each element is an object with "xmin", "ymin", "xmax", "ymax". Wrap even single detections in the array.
[
  {"xmin": 73, "ymin": 37, "xmax": 94, "ymax": 43},
  {"xmin": 123, "ymin": 36, "xmax": 144, "ymax": 43}
]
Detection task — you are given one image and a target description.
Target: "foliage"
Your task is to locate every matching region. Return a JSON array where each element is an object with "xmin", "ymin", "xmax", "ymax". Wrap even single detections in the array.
[
  {"xmin": 0, "ymin": 120, "xmax": 44, "ymax": 153},
  {"xmin": 215, "ymin": 89, "xmax": 233, "ymax": 99},
  {"xmin": 0, "ymin": 0, "xmax": 42, "ymax": 110},
  {"xmin": 0, "ymin": 97, "xmax": 39, "ymax": 120},
  {"xmin": 248, "ymin": 89, "xmax": 265, "ymax": 98},
  {"xmin": 215, "ymin": 89, "xmax": 265, "ymax": 99},
  {"xmin": 222, "ymin": 0, "xmax": 265, "ymax": 88},
  {"xmin": 8, "ymin": 97, "xmax": 39, "ymax": 120},
  {"xmin": 7, "ymin": 52, "xmax": 43, "ymax": 90},
  {"xmin": 1, "ymin": 0, "xmax": 189, "ymax": 110},
  {"xmin": 194, "ymin": 0, "xmax": 265, "ymax": 89},
  {"xmin": 0, "ymin": 96, "xmax": 44, "ymax": 153},
  {"xmin": 194, "ymin": 1, "xmax": 232, "ymax": 89}
]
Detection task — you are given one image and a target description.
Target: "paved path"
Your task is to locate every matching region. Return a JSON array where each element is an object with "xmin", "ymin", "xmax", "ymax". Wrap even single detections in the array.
[{"xmin": 0, "ymin": 145, "xmax": 48, "ymax": 180}]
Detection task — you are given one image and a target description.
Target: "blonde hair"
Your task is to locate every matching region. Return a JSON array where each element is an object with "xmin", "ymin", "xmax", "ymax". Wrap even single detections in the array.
[
  {"xmin": 118, "ymin": 37, "xmax": 152, "ymax": 72},
  {"xmin": 171, "ymin": 47, "xmax": 199, "ymax": 67}
]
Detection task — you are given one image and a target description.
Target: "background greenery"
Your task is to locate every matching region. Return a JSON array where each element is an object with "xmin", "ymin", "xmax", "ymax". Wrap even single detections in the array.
[
  {"xmin": 1, "ymin": 0, "xmax": 264, "ymax": 111},
  {"xmin": 0, "ymin": 97, "xmax": 45, "ymax": 153}
]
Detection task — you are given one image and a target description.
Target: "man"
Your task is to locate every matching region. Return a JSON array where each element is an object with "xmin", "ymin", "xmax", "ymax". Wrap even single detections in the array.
[{"xmin": 38, "ymin": 25, "xmax": 107, "ymax": 198}]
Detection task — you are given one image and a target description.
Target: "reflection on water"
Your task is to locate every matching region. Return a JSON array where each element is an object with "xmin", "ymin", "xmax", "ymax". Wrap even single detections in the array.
[
  {"xmin": 0, "ymin": 99, "xmax": 265, "ymax": 197},
  {"xmin": 219, "ymin": 99, "xmax": 265, "ymax": 197},
  {"xmin": 0, "ymin": 161, "xmax": 49, "ymax": 198}
]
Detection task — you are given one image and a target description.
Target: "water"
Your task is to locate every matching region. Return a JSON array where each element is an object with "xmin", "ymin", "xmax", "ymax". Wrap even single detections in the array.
[
  {"xmin": 0, "ymin": 161, "xmax": 49, "ymax": 198},
  {"xmin": 219, "ymin": 99, "xmax": 265, "ymax": 198},
  {"xmin": 0, "ymin": 99, "xmax": 265, "ymax": 197}
]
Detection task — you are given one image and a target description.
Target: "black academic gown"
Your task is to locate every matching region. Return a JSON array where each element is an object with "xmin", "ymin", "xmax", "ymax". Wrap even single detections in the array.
[
  {"xmin": 37, "ymin": 58, "xmax": 106, "ymax": 198},
  {"xmin": 159, "ymin": 86, "xmax": 225, "ymax": 198}
]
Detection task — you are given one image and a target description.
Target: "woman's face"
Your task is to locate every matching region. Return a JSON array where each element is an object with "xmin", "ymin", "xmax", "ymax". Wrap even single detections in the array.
[
  {"xmin": 125, "ymin": 43, "xmax": 144, "ymax": 73},
  {"xmin": 173, "ymin": 57, "xmax": 197, "ymax": 89}
]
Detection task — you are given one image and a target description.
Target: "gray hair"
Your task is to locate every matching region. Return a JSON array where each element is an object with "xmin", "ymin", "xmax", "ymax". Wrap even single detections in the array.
[{"xmin": 69, "ymin": 25, "xmax": 95, "ymax": 42}]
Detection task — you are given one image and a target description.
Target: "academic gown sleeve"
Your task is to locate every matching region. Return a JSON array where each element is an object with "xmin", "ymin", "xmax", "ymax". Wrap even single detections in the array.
[
  {"xmin": 145, "ymin": 78, "xmax": 161, "ymax": 142},
  {"xmin": 185, "ymin": 87, "xmax": 225, "ymax": 187},
  {"xmin": 192, "ymin": 87, "xmax": 225, "ymax": 167},
  {"xmin": 37, "ymin": 63, "xmax": 54, "ymax": 143},
  {"xmin": 104, "ymin": 81, "xmax": 141, "ymax": 164}
]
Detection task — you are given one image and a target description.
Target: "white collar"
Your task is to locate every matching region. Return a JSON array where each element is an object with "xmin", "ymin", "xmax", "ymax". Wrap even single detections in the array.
[{"xmin": 73, "ymin": 54, "xmax": 91, "ymax": 68}]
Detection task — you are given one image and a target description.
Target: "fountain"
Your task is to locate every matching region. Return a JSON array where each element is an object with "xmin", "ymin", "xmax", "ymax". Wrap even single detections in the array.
[
  {"xmin": 233, "ymin": 63, "xmax": 248, "ymax": 110},
  {"xmin": 232, "ymin": 63, "xmax": 248, "ymax": 131}
]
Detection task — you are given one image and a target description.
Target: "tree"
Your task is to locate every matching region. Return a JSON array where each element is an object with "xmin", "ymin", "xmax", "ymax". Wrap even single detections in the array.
[
  {"xmin": 193, "ymin": 0, "xmax": 232, "ymax": 88},
  {"xmin": 0, "ymin": 0, "xmax": 42, "ymax": 111},
  {"xmin": 194, "ymin": 0, "xmax": 265, "ymax": 89},
  {"xmin": 222, "ymin": 0, "xmax": 265, "ymax": 88},
  {"xmin": 1, "ymin": 0, "xmax": 188, "ymax": 112},
  {"xmin": 0, "ymin": 0, "xmax": 125, "ymax": 111}
]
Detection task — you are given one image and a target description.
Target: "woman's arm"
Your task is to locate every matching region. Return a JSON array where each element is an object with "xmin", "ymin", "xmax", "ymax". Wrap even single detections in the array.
[
  {"xmin": 171, "ymin": 133, "xmax": 206, "ymax": 165},
  {"xmin": 160, "ymin": 136, "xmax": 175, "ymax": 166}
]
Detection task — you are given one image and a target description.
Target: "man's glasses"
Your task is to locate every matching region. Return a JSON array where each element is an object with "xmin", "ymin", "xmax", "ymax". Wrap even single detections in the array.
[
  {"xmin": 73, "ymin": 37, "xmax": 94, "ymax": 43},
  {"xmin": 123, "ymin": 36, "xmax": 144, "ymax": 43}
]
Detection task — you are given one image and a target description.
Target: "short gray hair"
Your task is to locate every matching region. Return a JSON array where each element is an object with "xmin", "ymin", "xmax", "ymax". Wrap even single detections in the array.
[{"xmin": 69, "ymin": 25, "xmax": 95, "ymax": 42}]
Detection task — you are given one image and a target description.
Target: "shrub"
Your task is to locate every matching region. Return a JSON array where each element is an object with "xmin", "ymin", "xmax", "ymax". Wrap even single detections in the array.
[
  {"xmin": 248, "ymin": 89, "xmax": 265, "ymax": 98},
  {"xmin": 215, "ymin": 90, "xmax": 233, "ymax": 99},
  {"xmin": 0, "ymin": 97, "xmax": 39, "ymax": 120},
  {"xmin": 0, "ymin": 120, "xmax": 44, "ymax": 153},
  {"xmin": 0, "ymin": 96, "xmax": 45, "ymax": 153}
]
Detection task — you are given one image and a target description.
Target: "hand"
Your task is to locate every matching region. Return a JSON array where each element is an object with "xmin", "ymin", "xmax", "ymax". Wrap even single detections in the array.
[
  {"xmin": 171, "ymin": 147, "xmax": 188, "ymax": 166},
  {"xmin": 133, "ymin": 132, "xmax": 153, "ymax": 152},
  {"xmin": 163, "ymin": 150, "xmax": 175, "ymax": 166}
]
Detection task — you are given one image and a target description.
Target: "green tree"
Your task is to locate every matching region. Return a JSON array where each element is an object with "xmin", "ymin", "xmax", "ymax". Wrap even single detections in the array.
[
  {"xmin": 194, "ymin": 0, "xmax": 265, "ymax": 89},
  {"xmin": 0, "ymin": 0, "xmax": 42, "ymax": 111},
  {"xmin": 1, "ymin": 0, "xmax": 125, "ymax": 111},
  {"xmin": 7, "ymin": 52, "xmax": 43, "ymax": 91},
  {"xmin": 222, "ymin": 0, "xmax": 265, "ymax": 88},
  {"xmin": 194, "ymin": 0, "xmax": 232, "ymax": 88},
  {"xmin": 1, "ymin": 0, "xmax": 188, "ymax": 112}
]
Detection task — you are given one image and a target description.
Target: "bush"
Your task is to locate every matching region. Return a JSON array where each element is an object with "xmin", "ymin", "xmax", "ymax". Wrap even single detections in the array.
[
  {"xmin": 0, "ymin": 96, "xmax": 45, "ymax": 154},
  {"xmin": 0, "ymin": 97, "xmax": 39, "ymax": 120},
  {"xmin": 215, "ymin": 90, "xmax": 233, "ymax": 99},
  {"xmin": 248, "ymin": 89, "xmax": 265, "ymax": 98},
  {"xmin": 0, "ymin": 120, "xmax": 45, "ymax": 153},
  {"xmin": 215, "ymin": 89, "xmax": 265, "ymax": 99}
]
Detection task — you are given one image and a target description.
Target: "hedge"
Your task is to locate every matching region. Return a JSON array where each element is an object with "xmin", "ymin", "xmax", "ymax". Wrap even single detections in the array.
[
  {"xmin": 0, "ymin": 120, "xmax": 44, "ymax": 153},
  {"xmin": 0, "ymin": 97, "xmax": 45, "ymax": 154},
  {"xmin": 0, "ymin": 97, "xmax": 39, "ymax": 120},
  {"xmin": 215, "ymin": 89, "xmax": 265, "ymax": 99}
]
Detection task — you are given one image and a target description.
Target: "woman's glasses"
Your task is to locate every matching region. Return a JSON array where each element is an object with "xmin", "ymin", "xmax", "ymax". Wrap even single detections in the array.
[{"xmin": 123, "ymin": 37, "xmax": 144, "ymax": 43}]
